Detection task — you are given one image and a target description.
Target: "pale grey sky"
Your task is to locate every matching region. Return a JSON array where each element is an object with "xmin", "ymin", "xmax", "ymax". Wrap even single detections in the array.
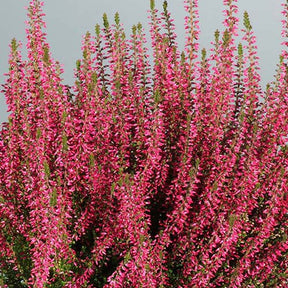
[{"xmin": 0, "ymin": 0, "xmax": 284, "ymax": 124}]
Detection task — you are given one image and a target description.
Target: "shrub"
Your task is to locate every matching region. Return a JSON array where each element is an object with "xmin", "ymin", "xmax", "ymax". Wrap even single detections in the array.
[{"xmin": 0, "ymin": 0, "xmax": 288, "ymax": 287}]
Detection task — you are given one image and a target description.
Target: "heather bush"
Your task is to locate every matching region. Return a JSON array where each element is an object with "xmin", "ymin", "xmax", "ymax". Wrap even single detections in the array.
[{"xmin": 0, "ymin": 0, "xmax": 288, "ymax": 287}]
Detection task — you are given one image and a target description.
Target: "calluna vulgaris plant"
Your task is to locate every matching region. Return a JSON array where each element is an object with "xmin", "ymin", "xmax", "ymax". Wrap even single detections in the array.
[{"xmin": 0, "ymin": 0, "xmax": 288, "ymax": 286}]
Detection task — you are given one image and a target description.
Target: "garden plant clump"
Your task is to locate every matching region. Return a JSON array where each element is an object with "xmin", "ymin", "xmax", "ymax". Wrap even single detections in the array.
[{"xmin": 0, "ymin": 0, "xmax": 288, "ymax": 286}]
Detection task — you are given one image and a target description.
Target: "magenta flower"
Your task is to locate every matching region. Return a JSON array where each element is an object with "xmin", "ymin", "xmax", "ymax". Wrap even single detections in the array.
[{"xmin": 0, "ymin": 0, "xmax": 287, "ymax": 287}]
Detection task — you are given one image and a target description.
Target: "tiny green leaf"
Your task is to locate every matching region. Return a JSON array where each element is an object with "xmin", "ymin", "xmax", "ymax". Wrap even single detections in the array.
[
  {"xmin": 43, "ymin": 45, "xmax": 50, "ymax": 64},
  {"xmin": 154, "ymin": 88, "xmax": 161, "ymax": 105},
  {"xmin": 91, "ymin": 72, "xmax": 97, "ymax": 84},
  {"xmin": 124, "ymin": 251, "xmax": 131, "ymax": 264},
  {"xmin": 76, "ymin": 59, "xmax": 81, "ymax": 71},
  {"xmin": 137, "ymin": 22, "xmax": 142, "ymax": 31},
  {"xmin": 95, "ymin": 23, "xmax": 101, "ymax": 36},
  {"xmin": 62, "ymin": 110, "xmax": 68, "ymax": 123},
  {"xmin": 223, "ymin": 29, "xmax": 230, "ymax": 46},
  {"xmin": 103, "ymin": 13, "xmax": 109, "ymax": 29},
  {"xmin": 36, "ymin": 128, "xmax": 41, "ymax": 139},
  {"xmin": 114, "ymin": 12, "xmax": 120, "ymax": 25},
  {"xmin": 228, "ymin": 214, "xmax": 237, "ymax": 229},
  {"xmin": 214, "ymin": 29, "xmax": 220, "ymax": 44},
  {"xmin": 44, "ymin": 160, "xmax": 50, "ymax": 179},
  {"xmin": 243, "ymin": 11, "xmax": 252, "ymax": 31},
  {"xmin": 132, "ymin": 25, "xmax": 137, "ymax": 35},
  {"xmin": 83, "ymin": 49, "xmax": 88, "ymax": 60},
  {"xmin": 201, "ymin": 48, "xmax": 207, "ymax": 61},
  {"xmin": 89, "ymin": 153, "xmax": 95, "ymax": 168},
  {"xmin": 181, "ymin": 51, "xmax": 185, "ymax": 65},
  {"xmin": 163, "ymin": 0, "xmax": 168, "ymax": 12},
  {"xmin": 238, "ymin": 43, "xmax": 243, "ymax": 57},
  {"xmin": 111, "ymin": 182, "xmax": 116, "ymax": 195},
  {"xmin": 62, "ymin": 134, "xmax": 68, "ymax": 151},
  {"xmin": 11, "ymin": 38, "xmax": 18, "ymax": 52},
  {"xmin": 50, "ymin": 187, "xmax": 57, "ymax": 207}
]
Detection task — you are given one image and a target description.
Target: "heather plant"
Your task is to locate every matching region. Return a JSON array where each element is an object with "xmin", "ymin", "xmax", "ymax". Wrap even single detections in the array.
[{"xmin": 0, "ymin": 0, "xmax": 288, "ymax": 287}]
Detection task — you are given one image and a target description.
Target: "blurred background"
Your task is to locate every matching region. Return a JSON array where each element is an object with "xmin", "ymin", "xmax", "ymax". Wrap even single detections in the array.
[{"xmin": 0, "ymin": 0, "xmax": 284, "ymax": 123}]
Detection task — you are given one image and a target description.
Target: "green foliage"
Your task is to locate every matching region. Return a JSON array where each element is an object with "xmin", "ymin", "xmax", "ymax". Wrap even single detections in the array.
[
  {"xmin": 76, "ymin": 59, "xmax": 81, "ymax": 71},
  {"xmin": 214, "ymin": 29, "xmax": 220, "ymax": 44},
  {"xmin": 103, "ymin": 13, "xmax": 109, "ymax": 29},
  {"xmin": 50, "ymin": 187, "xmax": 57, "ymax": 207},
  {"xmin": 163, "ymin": 0, "xmax": 168, "ymax": 13},
  {"xmin": 201, "ymin": 48, "xmax": 207, "ymax": 61},
  {"xmin": 150, "ymin": 0, "xmax": 155, "ymax": 10},
  {"xmin": 43, "ymin": 45, "xmax": 50, "ymax": 64},
  {"xmin": 1, "ymin": 0, "xmax": 288, "ymax": 286},
  {"xmin": 238, "ymin": 42, "xmax": 243, "ymax": 58},
  {"xmin": 243, "ymin": 11, "xmax": 252, "ymax": 31},
  {"xmin": 11, "ymin": 38, "xmax": 18, "ymax": 53},
  {"xmin": 114, "ymin": 12, "xmax": 120, "ymax": 26},
  {"xmin": 222, "ymin": 29, "xmax": 231, "ymax": 47},
  {"xmin": 95, "ymin": 23, "xmax": 101, "ymax": 37}
]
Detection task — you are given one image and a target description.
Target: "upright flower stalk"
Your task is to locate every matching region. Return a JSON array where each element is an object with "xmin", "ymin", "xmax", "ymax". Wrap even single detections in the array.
[{"xmin": 0, "ymin": 0, "xmax": 287, "ymax": 287}]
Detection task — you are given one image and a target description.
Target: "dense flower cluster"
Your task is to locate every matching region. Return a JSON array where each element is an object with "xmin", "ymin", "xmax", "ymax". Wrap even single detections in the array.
[{"xmin": 0, "ymin": 0, "xmax": 288, "ymax": 287}]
